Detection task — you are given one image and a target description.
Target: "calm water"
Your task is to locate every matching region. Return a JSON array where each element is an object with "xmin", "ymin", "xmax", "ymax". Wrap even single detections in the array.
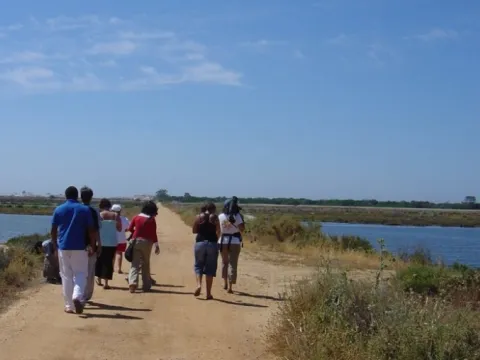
[
  {"xmin": 1, "ymin": 214, "xmax": 479, "ymax": 267},
  {"xmin": 322, "ymin": 222, "xmax": 480, "ymax": 267},
  {"xmin": 0, "ymin": 214, "xmax": 51, "ymax": 243}
]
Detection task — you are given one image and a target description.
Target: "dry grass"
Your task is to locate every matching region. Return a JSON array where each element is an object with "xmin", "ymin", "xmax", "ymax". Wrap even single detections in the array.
[
  {"xmin": 0, "ymin": 246, "xmax": 42, "ymax": 312},
  {"xmin": 267, "ymin": 264, "xmax": 480, "ymax": 360}
]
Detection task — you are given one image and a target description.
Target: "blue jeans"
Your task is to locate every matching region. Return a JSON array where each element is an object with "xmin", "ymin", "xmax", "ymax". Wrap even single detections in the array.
[{"xmin": 194, "ymin": 241, "xmax": 219, "ymax": 277}]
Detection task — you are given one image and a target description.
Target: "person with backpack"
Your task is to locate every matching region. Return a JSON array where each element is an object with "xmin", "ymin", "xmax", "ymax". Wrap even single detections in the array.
[
  {"xmin": 192, "ymin": 202, "xmax": 220, "ymax": 299},
  {"xmin": 80, "ymin": 186, "xmax": 101, "ymax": 303},
  {"xmin": 218, "ymin": 197, "xmax": 245, "ymax": 294}
]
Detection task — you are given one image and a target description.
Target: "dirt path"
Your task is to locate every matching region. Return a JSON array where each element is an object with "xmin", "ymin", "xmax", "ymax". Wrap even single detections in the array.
[{"xmin": 0, "ymin": 205, "xmax": 311, "ymax": 360}]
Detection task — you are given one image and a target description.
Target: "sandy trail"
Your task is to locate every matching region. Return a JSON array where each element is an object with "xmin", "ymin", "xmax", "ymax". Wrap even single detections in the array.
[{"xmin": 0, "ymin": 205, "xmax": 311, "ymax": 360}]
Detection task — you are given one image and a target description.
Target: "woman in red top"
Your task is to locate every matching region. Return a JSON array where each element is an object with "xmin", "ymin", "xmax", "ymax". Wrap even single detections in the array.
[{"xmin": 127, "ymin": 201, "xmax": 160, "ymax": 293}]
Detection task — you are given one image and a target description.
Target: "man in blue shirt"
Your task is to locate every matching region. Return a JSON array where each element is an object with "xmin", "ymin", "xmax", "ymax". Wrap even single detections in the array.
[{"xmin": 51, "ymin": 186, "xmax": 96, "ymax": 314}]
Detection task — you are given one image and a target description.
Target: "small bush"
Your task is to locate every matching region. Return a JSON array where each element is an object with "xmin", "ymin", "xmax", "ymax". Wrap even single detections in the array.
[
  {"xmin": 329, "ymin": 235, "xmax": 374, "ymax": 253},
  {"xmin": 397, "ymin": 264, "xmax": 445, "ymax": 295},
  {"xmin": 6, "ymin": 233, "xmax": 49, "ymax": 252},
  {"xmin": 0, "ymin": 233, "xmax": 48, "ymax": 312},
  {"xmin": 268, "ymin": 267, "xmax": 480, "ymax": 360},
  {"xmin": 398, "ymin": 247, "xmax": 433, "ymax": 265}
]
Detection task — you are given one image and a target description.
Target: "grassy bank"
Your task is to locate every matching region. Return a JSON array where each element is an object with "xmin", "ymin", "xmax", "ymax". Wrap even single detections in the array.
[
  {"xmin": 0, "ymin": 201, "xmax": 142, "ymax": 216},
  {"xmin": 0, "ymin": 233, "xmax": 49, "ymax": 312},
  {"xmin": 242, "ymin": 204, "xmax": 480, "ymax": 227},
  {"xmin": 168, "ymin": 202, "xmax": 480, "ymax": 227}
]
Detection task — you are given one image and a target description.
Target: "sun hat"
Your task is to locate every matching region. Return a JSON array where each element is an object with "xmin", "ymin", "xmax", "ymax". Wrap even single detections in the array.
[{"xmin": 111, "ymin": 204, "xmax": 122, "ymax": 212}]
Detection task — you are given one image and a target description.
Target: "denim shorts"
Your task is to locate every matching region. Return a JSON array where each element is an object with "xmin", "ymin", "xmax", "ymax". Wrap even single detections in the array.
[{"xmin": 194, "ymin": 241, "xmax": 219, "ymax": 277}]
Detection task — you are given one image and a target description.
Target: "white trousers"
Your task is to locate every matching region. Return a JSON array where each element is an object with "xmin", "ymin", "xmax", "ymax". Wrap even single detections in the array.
[
  {"xmin": 58, "ymin": 250, "xmax": 88, "ymax": 310},
  {"xmin": 83, "ymin": 255, "xmax": 97, "ymax": 303}
]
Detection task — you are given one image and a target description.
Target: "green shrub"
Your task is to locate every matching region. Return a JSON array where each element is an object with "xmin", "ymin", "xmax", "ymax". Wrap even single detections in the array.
[
  {"xmin": 329, "ymin": 235, "xmax": 374, "ymax": 253},
  {"xmin": 397, "ymin": 264, "xmax": 446, "ymax": 294},
  {"xmin": 268, "ymin": 267, "xmax": 480, "ymax": 360},
  {"xmin": 398, "ymin": 247, "xmax": 433, "ymax": 265},
  {"xmin": 6, "ymin": 233, "xmax": 49, "ymax": 252}
]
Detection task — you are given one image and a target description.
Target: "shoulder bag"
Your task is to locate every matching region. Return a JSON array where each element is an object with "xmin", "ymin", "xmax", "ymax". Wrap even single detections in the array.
[{"xmin": 125, "ymin": 216, "xmax": 151, "ymax": 263}]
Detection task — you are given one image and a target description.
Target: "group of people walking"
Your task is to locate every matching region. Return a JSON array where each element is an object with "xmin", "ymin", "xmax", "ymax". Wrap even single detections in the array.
[
  {"xmin": 50, "ymin": 186, "xmax": 159, "ymax": 314},
  {"xmin": 192, "ymin": 199, "xmax": 245, "ymax": 300},
  {"xmin": 49, "ymin": 185, "xmax": 245, "ymax": 314}
]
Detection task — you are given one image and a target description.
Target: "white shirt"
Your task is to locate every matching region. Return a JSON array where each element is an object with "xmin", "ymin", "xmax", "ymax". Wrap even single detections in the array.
[
  {"xmin": 218, "ymin": 213, "xmax": 243, "ymax": 245},
  {"xmin": 117, "ymin": 216, "xmax": 130, "ymax": 244}
]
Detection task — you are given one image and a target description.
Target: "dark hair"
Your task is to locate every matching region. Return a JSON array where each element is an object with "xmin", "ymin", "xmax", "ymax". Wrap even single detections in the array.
[
  {"xmin": 205, "ymin": 202, "xmax": 216, "ymax": 214},
  {"xmin": 141, "ymin": 200, "xmax": 158, "ymax": 217},
  {"xmin": 99, "ymin": 198, "xmax": 112, "ymax": 210},
  {"xmin": 65, "ymin": 186, "xmax": 78, "ymax": 200},
  {"xmin": 80, "ymin": 186, "xmax": 94, "ymax": 204},
  {"xmin": 200, "ymin": 205, "xmax": 207, "ymax": 213}
]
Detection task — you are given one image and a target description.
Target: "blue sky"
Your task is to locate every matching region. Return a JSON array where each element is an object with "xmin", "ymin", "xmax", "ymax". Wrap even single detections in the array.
[{"xmin": 0, "ymin": 0, "xmax": 478, "ymax": 202}]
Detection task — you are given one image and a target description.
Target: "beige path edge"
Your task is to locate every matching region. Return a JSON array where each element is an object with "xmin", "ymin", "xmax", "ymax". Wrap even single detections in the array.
[{"xmin": 0, "ymin": 205, "xmax": 311, "ymax": 360}]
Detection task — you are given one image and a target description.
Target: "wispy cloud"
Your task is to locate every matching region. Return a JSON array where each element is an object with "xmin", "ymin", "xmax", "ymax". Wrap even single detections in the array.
[
  {"xmin": 411, "ymin": 28, "xmax": 459, "ymax": 42},
  {"xmin": 367, "ymin": 43, "xmax": 397, "ymax": 66},
  {"xmin": 327, "ymin": 33, "xmax": 350, "ymax": 45},
  {"xmin": 6, "ymin": 24, "xmax": 23, "ymax": 31},
  {"xmin": 45, "ymin": 15, "xmax": 100, "ymax": 31},
  {"xmin": 293, "ymin": 49, "xmax": 306, "ymax": 59},
  {"xmin": 0, "ymin": 51, "xmax": 46, "ymax": 64},
  {"xmin": 99, "ymin": 59, "xmax": 117, "ymax": 67},
  {"xmin": 120, "ymin": 31, "xmax": 175, "ymax": 40},
  {"xmin": 240, "ymin": 39, "xmax": 287, "ymax": 50},
  {"xmin": 0, "ymin": 15, "xmax": 242, "ymax": 93},
  {"xmin": 88, "ymin": 40, "xmax": 137, "ymax": 55}
]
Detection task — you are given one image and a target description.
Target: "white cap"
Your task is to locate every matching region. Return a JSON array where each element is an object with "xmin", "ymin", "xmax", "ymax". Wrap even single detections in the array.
[{"xmin": 111, "ymin": 204, "xmax": 122, "ymax": 212}]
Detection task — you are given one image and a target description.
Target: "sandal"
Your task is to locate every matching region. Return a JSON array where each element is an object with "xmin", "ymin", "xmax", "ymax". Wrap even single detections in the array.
[
  {"xmin": 103, "ymin": 285, "xmax": 111, "ymax": 290},
  {"xmin": 194, "ymin": 287, "xmax": 201, "ymax": 297},
  {"xmin": 206, "ymin": 295, "xmax": 214, "ymax": 300},
  {"xmin": 129, "ymin": 284, "xmax": 137, "ymax": 293},
  {"xmin": 96, "ymin": 278, "xmax": 103, "ymax": 286},
  {"xmin": 64, "ymin": 308, "xmax": 74, "ymax": 314}
]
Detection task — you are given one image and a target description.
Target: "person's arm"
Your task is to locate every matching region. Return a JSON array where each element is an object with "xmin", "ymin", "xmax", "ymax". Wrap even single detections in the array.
[
  {"xmin": 115, "ymin": 212, "xmax": 122, "ymax": 231},
  {"xmin": 50, "ymin": 209, "xmax": 59, "ymax": 252},
  {"xmin": 153, "ymin": 218, "xmax": 160, "ymax": 254},
  {"xmin": 85, "ymin": 208, "xmax": 96, "ymax": 251},
  {"xmin": 215, "ymin": 216, "xmax": 221, "ymax": 238},
  {"xmin": 127, "ymin": 216, "xmax": 136, "ymax": 240},
  {"xmin": 236, "ymin": 214, "xmax": 245, "ymax": 232},
  {"xmin": 192, "ymin": 215, "xmax": 200, "ymax": 234}
]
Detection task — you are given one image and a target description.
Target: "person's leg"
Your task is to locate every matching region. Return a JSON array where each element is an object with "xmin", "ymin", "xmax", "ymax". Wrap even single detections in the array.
[
  {"xmin": 140, "ymin": 241, "xmax": 153, "ymax": 291},
  {"xmin": 83, "ymin": 255, "xmax": 96, "ymax": 303},
  {"xmin": 71, "ymin": 250, "xmax": 88, "ymax": 314},
  {"xmin": 204, "ymin": 242, "xmax": 218, "ymax": 299},
  {"xmin": 193, "ymin": 242, "xmax": 206, "ymax": 296},
  {"xmin": 104, "ymin": 247, "xmax": 116, "ymax": 289},
  {"xmin": 58, "ymin": 250, "xmax": 74, "ymax": 312},
  {"xmin": 128, "ymin": 242, "xmax": 142, "ymax": 292},
  {"xmin": 116, "ymin": 249, "xmax": 123, "ymax": 274},
  {"xmin": 227, "ymin": 244, "xmax": 241, "ymax": 293},
  {"xmin": 95, "ymin": 248, "xmax": 104, "ymax": 286},
  {"xmin": 220, "ymin": 247, "xmax": 229, "ymax": 290}
]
